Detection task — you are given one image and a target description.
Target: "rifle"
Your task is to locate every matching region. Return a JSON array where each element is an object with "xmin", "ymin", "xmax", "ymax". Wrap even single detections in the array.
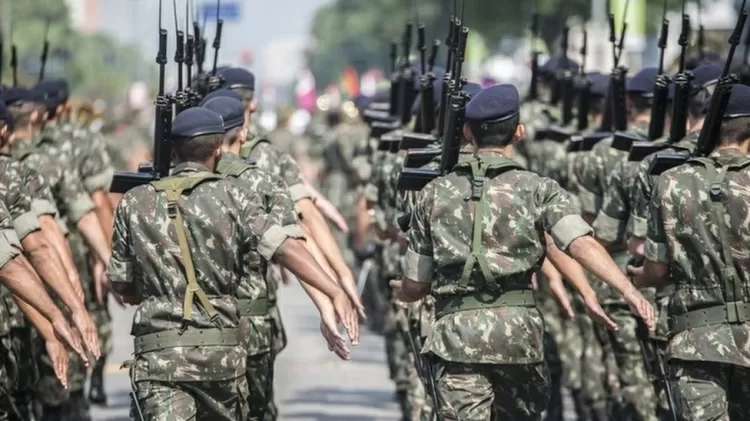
[
  {"xmin": 437, "ymin": 1, "xmax": 458, "ymax": 137},
  {"xmin": 398, "ymin": 21, "xmax": 416, "ymax": 126},
  {"xmin": 575, "ymin": 28, "xmax": 590, "ymax": 132},
  {"xmin": 647, "ymin": 0, "xmax": 671, "ymax": 141},
  {"xmin": 397, "ymin": 24, "xmax": 468, "ymax": 191},
  {"xmin": 697, "ymin": 0, "xmax": 705, "ymax": 60},
  {"xmin": 38, "ymin": 19, "xmax": 50, "ymax": 82},
  {"xmin": 110, "ymin": 0, "xmax": 173, "ymax": 193},
  {"xmin": 650, "ymin": 0, "xmax": 747, "ymax": 176},
  {"xmin": 560, "ymin": 25, "xmax": 574, "ymax": 126},
  {"xmin": 212, "ymin": 0, "xmax": 223, "ymax": 75},
  {"xmin": 0, "ymin": 23, "xmax": 3, "ymax": 83},
  {"xmin": 636, "ymin": 319, "xmax": 678, "ymax": 421},
  {"xmin": 10, "ymin": 14, "xmax": 17, "ymax": 87},
  {"xmin": 528, "ymin": 11, "xmax": 540, "ymax": 101},
  {"xmin": 173, "ymin": 0, "xmax": 184, "ymax": 92}
]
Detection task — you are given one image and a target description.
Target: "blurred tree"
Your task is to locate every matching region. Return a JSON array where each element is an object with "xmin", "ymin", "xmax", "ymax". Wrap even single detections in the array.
[
  {"xmin": 309, "ymin": 0, "xmax": 690, "ymax": 89},
  {"xmin": 1, "ymin": 0, "xmax": 150, "ymax": 101}
]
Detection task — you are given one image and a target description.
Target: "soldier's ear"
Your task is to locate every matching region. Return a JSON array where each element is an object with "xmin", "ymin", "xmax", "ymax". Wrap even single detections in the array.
[
  {"xmin": 462, "ymin": 123, "xmax": 473, "ymax": 142},
  {"xmin": 514, "ymin": 123, "xmax": 526, "ymax": 143},
  {"xmin": 0, "ymin": 125, "xmax": 6, "ymax": 139}
]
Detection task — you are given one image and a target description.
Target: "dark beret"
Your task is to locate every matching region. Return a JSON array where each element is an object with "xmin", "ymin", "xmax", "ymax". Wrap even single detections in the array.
[
  {"xmin": 199, "ymin": 88, "xmax": 243, "ymax": 106},
  {"xmin": 465, "ymin": 84, "xmax": 520, "ymax": 122},
  {"xmin": 0, "ymin": 101, "xmax": 13, "ymax": 131},
  {"xmin": 702, "ymin": 84, "xmax": 750, "ymax": 119},
  {"xmin": 201, "ymin": 97, "xmax": 245, "ymax": 130},
  {"xmin": 218, "ymin": 67, "xmax": 255, "ymax": 91},
  {"xmin": 692, "ymin": 63, "xmax": 722, "ymax": 89},
  {"xmin": 540, "ymin": 55, "xmax": 579, "ymax": 76},
  {"xmin": 2, "ymin": 87, "xmax": 36, "ymax": 105},
  {"xmin": 626, "ymin": 67, "xmax": 658, "ymax": 94},
  {"xmin": 588, "ymin": 73, "xmax": 609, "ymax": 97},
  {"xmin": 171, "ymin": 107, "xmax": 225, "ymax": 138},
  {"xmin": 464, "ymin": 82, "xmax": 483, "ymax": 100}
]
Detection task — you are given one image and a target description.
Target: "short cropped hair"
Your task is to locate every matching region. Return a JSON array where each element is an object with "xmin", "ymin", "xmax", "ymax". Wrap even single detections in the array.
[
  {"xmin": 8, "ymin": 102, "xmax": 36, "ymax": 128},
  {"xmin": 469, "ymin": 114, "xmax": 520, "ymax": 148},
  {"xmin": 173, "ymin": 133, "xmax": 224, "ymax": 162},
  {"xmin": 223, "ymin": 127, "xmax": 242, "ymax": 145},
  {"xmin": 719, "ymin": 116, "xmax": 750, "ymax": 146},
  {"xmin": 232, "ymin": 87, "xmax": 255, "ymax": 105}
]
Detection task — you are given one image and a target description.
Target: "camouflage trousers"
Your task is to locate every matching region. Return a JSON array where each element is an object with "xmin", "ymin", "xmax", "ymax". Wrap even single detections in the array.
[
  {"xmin": 579, "ymin": 311, "xmax": 610, "ymax": 412},
  {"xmin": 10, "ymin": 327, "xmax": 37, "ymax": 421},
  {"xmin": 537, "ymin": 293, "xmax": 564, "ymax": 420},
  {"xmin": 34, "ymin": 332, "xmax": 89, "ymax": 421},
  {"xmin": 669, "ymin": 360, "xmax": 750, "ymax": 421},
  {"xmin": 0, "ymin": 334, "xmax": 23, "ymax": 421},
  {"xmin": 264, "ymin": 304, "xmax": 285, "ymax": 421},
  {"xmin": 605, "ymin": 307, "xmax": 658, "ymax": 421},
  {"xmin": 245, "ymin": 351, "xmax": 274, "ymax": 421},
  {"xmin": 433, "ymin": 360, "xmax": 549, "ymax": 420},
  {"xmin": 131, "ymin": 376, "xmax": 248, "ymax": 421}
]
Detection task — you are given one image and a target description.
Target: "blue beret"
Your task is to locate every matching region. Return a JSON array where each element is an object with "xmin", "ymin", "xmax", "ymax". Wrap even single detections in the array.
[
  {"xmin": 171, "ymin": 108, "xmax": 225, "ymax": 138},
  {"xmin": 464, "ymin": 82, "xmax": 483, "ymax": 100},
  {"xmin": 692, "ymin": 63, "xmax": 722, "ymax": 89},
  {"xmin": 218, "ymin": 67, "xmax": 255, "ymax": 91},
  {"xmin": 702, "ymin": 84, "xmax": 750, "ymax": 118},
  {"xmin": 626, "ymin": 67, "xmax": 658, "ymax": 94},
  {"xmin": 202, "ymin": 97, "xmax": 245, "ymax": 130},
  {"xmin": 588, "ymin": 73, "xmax": 609, "ymax": 97},
  {"xmin": 199, "ymin": 88, "xmax": 243, "ymax": 106},
  {"xmin": 465, "ymin": 84, "xmax": 520, "ymax": 122},
  {"xmin": 2, "ymin": 87, "xmax": 36, "ymax": 105},
  {"xmin": 540, "ymin": 55, "xmax": 579, "ymax": 75}
]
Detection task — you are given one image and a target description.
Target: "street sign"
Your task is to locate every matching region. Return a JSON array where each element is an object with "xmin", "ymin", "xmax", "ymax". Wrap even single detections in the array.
[{"xmin": 199, "ymin": 2, "xmax": 241, "ymax": 22}]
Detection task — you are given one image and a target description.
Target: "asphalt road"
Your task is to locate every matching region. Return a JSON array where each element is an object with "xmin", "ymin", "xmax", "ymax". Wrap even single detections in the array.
[{"xmin": 91, "ymin": 284, "xmax": 399, "ymax": 421}]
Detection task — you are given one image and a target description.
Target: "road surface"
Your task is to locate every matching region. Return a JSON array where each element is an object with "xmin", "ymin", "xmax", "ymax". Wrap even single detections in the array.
[{"xmin": 91, "ymin": 284, "xmax": 399, "ymax": 421}]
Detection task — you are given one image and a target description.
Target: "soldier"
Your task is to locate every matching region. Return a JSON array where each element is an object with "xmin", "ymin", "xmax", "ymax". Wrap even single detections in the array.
[
  {"xmin": 392, "ymin": 84, "xmax": 654, "ymax": 420},
  {"xmin": 631, "ymin": 84, "xmax": 750, "ymax": 421},
  {"xmin": 201, "ymin": 96, "xmax": 356, "ymax": 420},
  {"xmin": 108, "ymin": 107, "xmax": 356, "ymax": 420}
]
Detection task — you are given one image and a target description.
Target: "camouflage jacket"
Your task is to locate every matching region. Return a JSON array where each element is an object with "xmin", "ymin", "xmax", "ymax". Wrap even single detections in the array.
[
  {"xmin": 593, "ymin": 158, "xmax": 640, "ymax": 245},
  {"xmin": 0, "ymin": 200, "xmax": 21, "ymax": 272},
  {"xmin": 240, "ymin": 129, "xmax": 311, "ymax": 203},
  {"xmin": 405, "ymin": 151, "xmax": 592, "ymax": 364},
  {"xmin": 574, "ymin": 120, "xmax": 649, "ymax": 216},
  {"xmin": 215, "ymin": 153, "xmax": 304, "ymax": 355},
  {"xmin": 108, "ymin": 162, "xmax": 291, "ymax": 382},
  {"xmin": 11, "ymin": 137, "xmax": 95, "ymax": 228},
  {"xmin": 646, "ymin": 148, "xmax": 750, "ymax": 366},
  {"xmin": 629, "ymin": 133, "xmax": 698, "ymax": 239},
  {"xmin": 103, "ymin": 126, "xmax": 151, "ymax": 171}
]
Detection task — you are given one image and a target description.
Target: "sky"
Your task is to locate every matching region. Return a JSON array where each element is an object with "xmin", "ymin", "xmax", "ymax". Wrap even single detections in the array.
[{"xmin": 95, "ymin": 0, "xmax": 332, "ymax": 86}]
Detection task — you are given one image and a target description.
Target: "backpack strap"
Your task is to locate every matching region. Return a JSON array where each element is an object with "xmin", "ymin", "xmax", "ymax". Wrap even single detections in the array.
[
  {"xmin": 240, "ymin": 133, "xmax": 271, "ymax": 160},
  {"xmin": 219, "ymin": 159, "xmax": 256, "ymax": 178},
  {"xmin": 688, "ymin": 155, "xmax": 750, "ymax": 320},
  {"xmin": 457, "ymin": 156, "xmax": 524, "ymax": 289},
  {"xmin": 151, "ymin": 172, "xmax": 224, "ymax": 328}
]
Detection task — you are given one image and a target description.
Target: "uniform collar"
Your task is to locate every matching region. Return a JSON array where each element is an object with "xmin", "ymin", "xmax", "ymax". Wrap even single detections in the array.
[
  {"xmin": 707, "ymin": 148, "xmax": 749, "ymax": 165},
  {"xmin": 172, "ymin": 161, "xmax": 211, "ymax": 175}
]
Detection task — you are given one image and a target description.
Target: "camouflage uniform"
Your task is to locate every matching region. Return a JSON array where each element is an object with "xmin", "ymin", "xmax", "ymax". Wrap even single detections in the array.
[
  {"xmin": 0, "ymin": 156, "xmax": 44, "ymax": 421},
  {"xmin": 575, "ymin": 120, "xmax": 657, "ymax": 420},
  {"xmin": 240, "ymin": 129, "xmax": 311, "ymax": 419},
  {"xmin": 102, "ymin": 125, "xmax": 151, "ymax": 171},
  {"xmin": 646, "ymin": 148, "xmax": 750, "ymax": 420},
  {"xmin": 406, "ymin": 151, "xmax": 593, "ymax": 420},
  {"xmin": 11, "ymin": 136, "xmax": 95, "ymax": 421},
  {"xmin": 108, "ymin": 162, "xmax": 295, "ymax": 420},
  {"xmin": 0, "ymin": 201, "xmax": 24, "ymax": 420},
  {"xmin": 215, "ymin": 152, "xmax": 304, "ymax": 421}
]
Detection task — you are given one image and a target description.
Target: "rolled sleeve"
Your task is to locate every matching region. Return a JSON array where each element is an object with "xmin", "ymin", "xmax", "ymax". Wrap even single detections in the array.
[
  {"xmin": 403, "ymin": 248, "xmax": 434, "ymax": 284},
  {"xmin": 644, "ymin": 238, "xmax": 669, "ymax": 263},
  {"xmin": 281, "ymin": 224, "xmax": 306, "ymax": 240},
  {"xmin": 32, "ymin": 199, "xmax": 58, "ymax": 217},
  {"xmin": 288, "ymin": 183, "xmax": 312, "ymax": 202},
  {"xmin": 84, "ymin": 168, "xmax": 115, "ymax": 193},
  {"xmin": 0, "ymin": 229, "xmax": 22, "ymax": 270},
  {"xmin": 593, "ymin": 211, "xmax": 625, "ymax": 244},
  {"xmin": 549, "ymin": 214, "xmax": 593, "ymax": 251},
  {"xmin": 13, "ymin": 211, "xmax": 41, "ymax": 241},
  {"xmin": 258, "ymin": 224, "xmax": 293, "ymax": 260},
  {"xmin": 67, "ymin": 194, "xmax": 96, "ymax": 224}
]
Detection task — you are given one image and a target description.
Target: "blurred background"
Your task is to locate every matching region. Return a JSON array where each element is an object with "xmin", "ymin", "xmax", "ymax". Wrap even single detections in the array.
[{"xmin": 2, "ymin": 0, "xmax": 748, "ymax": 126}]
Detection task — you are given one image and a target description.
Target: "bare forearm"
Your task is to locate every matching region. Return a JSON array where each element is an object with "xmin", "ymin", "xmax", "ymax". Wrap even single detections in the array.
[
  {"xmin": 274, "ymin": 238, "xmax": 343, "ymax": 300},
  {"xmin": 40, "ymin": 217, "xmax": 82, "ymax": 292},
  {"xmin": 299, "ymin": 200, "xmax": 349, "ymax": 276},
  {"xmin": 301, "ymin": 223, "xmax": 338, "ymax": 280},
  {"xmin": 25, "ymin": 243, "xmax": 83, "ymax": 312},
  {"xmin": 76, "ymin": 212, "xmax": 111, "ymax": 264},
  {"xmin": 14, "ymin": 296, "xmax": 56, "ymax": 342},
  {"xmin": 355, "ymin": 195, "xmax": 370, "ymax": 249},
  {"xmin": 297, "ymin": 277, "xmax": 334, "ymax": 314},
  {"xmin": 545, "ymin": 236, "xmax": 597, "ymax": 300},
  {"xmin": 569, "ymin": 236, "xmax": 639, "ymax": 298},
  {"xmin": 0, "ymin": 257, "xmax": 65, "ymax": 322},
  {"xmin": 92, "ymin": 191, "xmax": 114, "ymax": 245}
]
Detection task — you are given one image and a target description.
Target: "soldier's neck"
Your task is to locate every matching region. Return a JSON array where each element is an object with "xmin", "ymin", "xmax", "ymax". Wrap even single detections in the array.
[
  {"xmin": 715, "ymin": 140, "xmax": 750, "ymax": 154},
  {"xmin": 476, "ymin": 145, "xmax": 513, "ymax": 157},
  {"xmin": 689, "ymin": 118, "xmax": 704, "ymax": 133},
  {"xmin": 12, "ymin": 129, "xmax": 33, "ymax": 141},
  {"xmin": 631, "ymin": 112, "xmax": 650, "ymax": 125}
]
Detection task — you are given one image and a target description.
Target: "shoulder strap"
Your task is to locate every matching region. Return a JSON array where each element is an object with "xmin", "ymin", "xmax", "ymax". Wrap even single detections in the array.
[
  {"xmin": 219, "ymin": 159, "xmax": 256, "ymax": 178},
  {"xmin": 241, "ymin": 134, "xmax": 271, "ymax": 159},
  {"xmin": 459, "ymin": 156, "xmax": 523, "ymax": 289},
  {"xmin": 151, "ymin": 172, "xmax": 225, "ymax": 328},
  {"xmin": 687, "ymin": 156, "xmax": 750, "ymax": 317}
]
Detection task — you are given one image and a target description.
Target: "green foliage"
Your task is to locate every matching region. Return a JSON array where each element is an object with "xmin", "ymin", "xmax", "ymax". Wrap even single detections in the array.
[
  {"xmin": 309, "ymin": 0, "xmax": 687, "ymax": 88},
  {"xmin": 1, "ymin": 0, "xmax": 150, "ymax": 101}
]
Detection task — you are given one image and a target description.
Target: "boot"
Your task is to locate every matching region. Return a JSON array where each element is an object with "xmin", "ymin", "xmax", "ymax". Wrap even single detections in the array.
[
  {"xmin": 88, "ymin": 359, "xmax": 107, "ymax": 406},
  {"xmin": 571, "ymin": 389, "xmax": 591, "ymax": 421}
]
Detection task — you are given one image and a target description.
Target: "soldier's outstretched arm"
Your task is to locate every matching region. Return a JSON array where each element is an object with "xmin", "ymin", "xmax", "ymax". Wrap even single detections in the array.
[
  {"xmin": 628, "ymin": 182, "xmax": 670, "ymax": 288},
  {"xmin": 539, "ymin": 259, "xmax": 574, "ymax": 320},
  {"xmin": 76, "ymin": 210, "xmax": 111, "ymax": 265},
  {"xmin": 39, "ymin": 215, "xmax": 84, "ymax": 301},
  {"xmin": 273, "ymin": 237, "xmax": 359, "ymax": 343},
  {"xmin": 296, "ymin": 198, "xmax": 365, "ymax": 318},
  {"xmin": 13, "ymin": 299, "xmax": 70, "ymax": 389},
  {"xmin": 297, "ymin": 280, "xmax": 354, "ymax": 357},
  {"xmin": 305, "ymin": 182, "xmax": 349, "ymax": 233},
  {"xmin": 90, "ymin": 190, "xmax": 115, "ymax": 245}
]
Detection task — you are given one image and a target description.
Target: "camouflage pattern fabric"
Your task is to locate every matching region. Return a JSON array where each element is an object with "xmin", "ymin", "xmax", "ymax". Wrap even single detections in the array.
[
  {"xmin": 670, "ymin": 361, "xmax": 750, "ymax": 421},
  {"xmin": 131, "ymin": 377, "xmax": 248, "ymax": 421},
  {"xmin": 109, "ymin": 162, "xmax": 300, "ymax": 418},
  {"xmin": 102, "ymin": 126, "xmax": 151, "ymax": 171},
  {"xmin": 646, "ymin": 149, "xmax": 750, "ymax": 366},
  {"xmin": 434, "ymin": 360, "xmax": 549, "ymax": 420},
  {"xmin": 0, "ymin": 335, "xmax": 23, "ymax": 421}
]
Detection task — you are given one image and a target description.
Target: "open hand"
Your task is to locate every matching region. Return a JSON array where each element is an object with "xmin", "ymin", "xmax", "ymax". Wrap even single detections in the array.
[
  {"xmin": 338, "ymin": 270, "xmax": 367, "ymax": 322},
  {"xmin": 583, "ymin": 294, "xmax": 619, "ymax": 331},
  {"xmin": 92, "ymin": 260, "xmax": 109, "ymax": 305},
  {"xmin": 52, "ymin": 317, "xmax": 88, "ymax": 367},
  {"xmin": 319, "ymin": 307, "xmax": 351, "ymax": 360},
  {"xmin": 71, "ymin": 310, "xmax": 101, "ymax": 360},
  {"xmin": 547, "ymin": 277, "xmax": 574, "ymax": 320},
  {"xmin": 333, "ymin": 292, "xmax": 359, "ymax": 345},
  {"xmin": 624, "ymin": 289, "xmax": 655, "ymax": 331},
  {"xmin": 45, "ymin": 340, "xmax": 69, "ymax": 389}
]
